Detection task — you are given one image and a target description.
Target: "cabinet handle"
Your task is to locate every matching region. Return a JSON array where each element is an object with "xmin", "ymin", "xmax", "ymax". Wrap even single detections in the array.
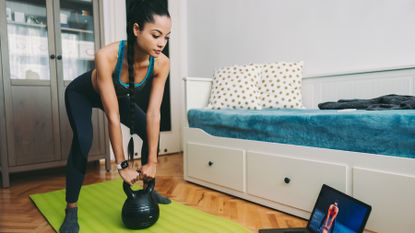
[
  {"xmin": 208, "ymin": 161, "xmax": 214, "ymax": 166},
  {"xmin": 284, "ymin": 177, "xmax": 291, "ymax": 184},
  {"xmin": 50, "ymin": 54, "xmax": 55, "ymax": 59},
  {"xmin": 57, "ymin": 55, "xmax": 62, "ymax": 60}
]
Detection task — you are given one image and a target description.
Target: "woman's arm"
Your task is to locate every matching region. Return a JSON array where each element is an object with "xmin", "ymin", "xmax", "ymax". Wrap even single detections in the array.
[
  {"xmin": 95, "ymin": 46, "xmax": 139, "ymax": 185},
  {"xmin": 95, "ymin": 48, "xmax": 124, "ymax": 163},
  {"xmin": 140, "ymin": 55, "xmax": 170, "ymax": 179}
]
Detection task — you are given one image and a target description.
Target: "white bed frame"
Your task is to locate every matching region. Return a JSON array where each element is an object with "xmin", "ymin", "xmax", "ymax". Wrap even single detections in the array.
[{"xmin": 183, "ymin": 68, "xmax": 415, "ymax": 233}]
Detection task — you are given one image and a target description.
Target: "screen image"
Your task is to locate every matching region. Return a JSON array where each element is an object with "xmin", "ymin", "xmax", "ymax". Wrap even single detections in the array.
[{"xmin": 308, "ymin": 186, "xmax": 371, "ymax": 233}]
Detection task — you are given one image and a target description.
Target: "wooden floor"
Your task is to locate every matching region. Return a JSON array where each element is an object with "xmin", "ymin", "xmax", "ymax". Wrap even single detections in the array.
[{"xmin": 0, "ymin": 153, "xmax": 306, "ymax": 233}]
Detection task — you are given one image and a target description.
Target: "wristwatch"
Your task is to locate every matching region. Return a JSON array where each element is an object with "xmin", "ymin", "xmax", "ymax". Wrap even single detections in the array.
[{"xmin": 117, "ymin": 160, "xmax": 129, "ymax": 170}]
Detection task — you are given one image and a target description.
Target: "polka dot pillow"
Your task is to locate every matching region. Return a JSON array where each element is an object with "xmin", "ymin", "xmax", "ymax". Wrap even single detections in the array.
[
  {"xmin": 207, "ymin": 64, "xmax": 262, "ymax": 110},
  {"xmin": 258, "ymin": 61, "xmax": 304, "ymax": 109}
]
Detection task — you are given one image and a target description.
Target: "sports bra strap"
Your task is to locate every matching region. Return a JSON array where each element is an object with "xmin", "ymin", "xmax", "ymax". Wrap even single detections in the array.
[{"xmin": 114, "ymin": 40, "xmax": 126, "ymax": 80}]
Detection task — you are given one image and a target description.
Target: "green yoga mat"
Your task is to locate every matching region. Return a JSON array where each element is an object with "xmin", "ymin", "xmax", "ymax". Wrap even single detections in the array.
[{"xmin": 30, "ymin": 179, "xmax": 251, "ymax": 233}]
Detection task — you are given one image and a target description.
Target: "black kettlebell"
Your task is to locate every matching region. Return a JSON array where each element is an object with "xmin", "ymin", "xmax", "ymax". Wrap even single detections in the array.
[{"xmin": 121, "ymin": 179, "xmax": 160, "ymax": 229}]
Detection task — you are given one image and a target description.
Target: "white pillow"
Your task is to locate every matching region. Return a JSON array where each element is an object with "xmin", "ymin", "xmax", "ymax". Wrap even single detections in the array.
[
  {"xmin": 207, "ymin": 64, "xmax": 262, "ymax": 110},
  {"xmin": 258, "ymin": 61, "xmax": 304, "ymax": 109}
]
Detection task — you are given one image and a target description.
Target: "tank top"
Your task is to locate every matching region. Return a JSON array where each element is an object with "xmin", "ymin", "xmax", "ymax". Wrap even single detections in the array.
[{"xmin": 112, "ymin": 40, "xmax": 155, "ymax": 110}]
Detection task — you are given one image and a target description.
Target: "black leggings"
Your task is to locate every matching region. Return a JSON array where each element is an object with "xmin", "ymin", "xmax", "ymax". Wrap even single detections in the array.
[{"xmin": 64, "ymin": 71, "xmax": 152, "ymax": 203}]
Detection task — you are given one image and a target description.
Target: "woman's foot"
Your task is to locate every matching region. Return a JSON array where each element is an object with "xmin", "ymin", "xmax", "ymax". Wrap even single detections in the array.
[
  {"xmin": 59, "ymin": 207, "xmax": 79, "ymax": 233},
  {"xmin": 152, "ymin": 190, "xmax": 171, "ymax": 204}
]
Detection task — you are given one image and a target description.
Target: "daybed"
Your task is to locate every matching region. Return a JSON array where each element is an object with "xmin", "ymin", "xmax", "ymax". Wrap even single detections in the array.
[{"xmin": 183, "ymin": 76, "xmax": 415, "ymax": 233}]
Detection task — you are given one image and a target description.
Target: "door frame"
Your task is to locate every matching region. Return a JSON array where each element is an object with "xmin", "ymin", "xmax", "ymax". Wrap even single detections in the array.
[{"xmin": 0, "ymin": 0, "xmax": 10, "ymax": 186}]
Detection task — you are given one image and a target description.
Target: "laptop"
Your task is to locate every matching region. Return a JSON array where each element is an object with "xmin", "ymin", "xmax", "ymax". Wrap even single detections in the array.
[{"xmin": 259, "ymin": 184, "xmax": 372, "ymax": 233}]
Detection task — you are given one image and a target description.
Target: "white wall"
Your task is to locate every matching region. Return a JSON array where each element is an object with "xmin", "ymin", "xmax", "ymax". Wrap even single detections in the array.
[
  {"xmin": 187, "ymin": 0, "xmax": 415, "ymax": 77},
  {"xmin": 101, "ymin": 0, "xmax": 126, "ymax": 45}
]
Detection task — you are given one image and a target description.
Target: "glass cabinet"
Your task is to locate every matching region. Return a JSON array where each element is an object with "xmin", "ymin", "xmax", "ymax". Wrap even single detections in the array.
[
  {"xmin": 5, "ymin": 0, "xmax": 97, "ymax": 80},
  {"xmin": 59, "ymin": 0, "xmax": 96, "ymax": 81},
  {"xmin": 0, "ymin": 0, "xmax": 109, "ymax": 188},
  {"xmin": 6, "ymin": 0, "xmax": 51, "ymax": 80}
]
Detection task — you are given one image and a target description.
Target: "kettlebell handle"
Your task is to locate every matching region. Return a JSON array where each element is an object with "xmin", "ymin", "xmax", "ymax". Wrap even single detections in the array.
[
  {"xmin": 122, "ymin": 170, "xmax": 142, "ymax": 198},
  {"xmin": 123, "ymin": 181, "xmax": 135, "ymax": 199},
  {"xmin": 144, "ymin": 178, "xmax": 156, "ymax": 194},
  {"xmin": 122, "ymin": 179, "xmax": 156, "ymax": 198}
]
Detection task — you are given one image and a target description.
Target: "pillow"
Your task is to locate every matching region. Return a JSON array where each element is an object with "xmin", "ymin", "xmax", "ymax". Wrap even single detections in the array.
[
  {"xmin": 258, "ymin": 61, "xmax": 304, "ymax": 109},
  {"xmin": 207, "ymin": 64, "xmax": 262, "ymax": 110}
]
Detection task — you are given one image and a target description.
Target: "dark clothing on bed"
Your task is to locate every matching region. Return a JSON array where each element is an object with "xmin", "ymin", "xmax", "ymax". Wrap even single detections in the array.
[{"xmin": 318, "ymin": 94, "xmax": 415, "ymax": 110}]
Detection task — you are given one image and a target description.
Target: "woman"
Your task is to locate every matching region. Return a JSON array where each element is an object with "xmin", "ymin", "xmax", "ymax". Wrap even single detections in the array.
[
  {"xmin": 60, "ymin": 0, "xmax": 171, "ymax": 232},
  {"xmin": 321, "ymin": 201, "xmax": 339, "ymax": 233}
]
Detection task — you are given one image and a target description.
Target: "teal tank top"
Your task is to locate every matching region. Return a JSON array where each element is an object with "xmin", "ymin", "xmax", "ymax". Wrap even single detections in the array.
[{"xmin": 112, "ymin": 40, "xmax": 155, "ymax": 110}]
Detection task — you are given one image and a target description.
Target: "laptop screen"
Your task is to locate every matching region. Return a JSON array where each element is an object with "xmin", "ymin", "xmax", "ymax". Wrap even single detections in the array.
[{"xmin": 307, "ymin": 184, "xmax": 371, "ymax": 233}]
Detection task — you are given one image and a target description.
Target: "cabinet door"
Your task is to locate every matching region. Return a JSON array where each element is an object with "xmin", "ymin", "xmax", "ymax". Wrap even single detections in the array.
[
  {"xmin": 2, "ymin": 0, "xmax": 61, "ymax": 166},
  {"xmin": 54, "ymin": 0, "xmax": 106, "ymax": 160}
]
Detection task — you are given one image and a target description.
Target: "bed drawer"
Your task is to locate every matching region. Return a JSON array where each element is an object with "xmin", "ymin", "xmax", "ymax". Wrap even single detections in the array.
[
  {"xmin": 187, "ymin": 143, "xmax": 244, "ymax": 192},
  {"xmin": 247, "ymin": 151, "xmax": 347, "ymax": 212},
  {"xmin": 353, "ymin": 168, "xmax": 415, "ymax": 233}
]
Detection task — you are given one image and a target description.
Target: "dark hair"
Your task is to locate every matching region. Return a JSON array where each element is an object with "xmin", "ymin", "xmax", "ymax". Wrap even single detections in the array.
[{"xmin": 125, "ymin": 0, "xmax": 170, "ymax": 161}]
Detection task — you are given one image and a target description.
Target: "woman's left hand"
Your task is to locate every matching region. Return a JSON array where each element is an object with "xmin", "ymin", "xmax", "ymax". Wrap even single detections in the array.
[{"xmin": 139, "ymin": 161, "xmax": 157, "ymax": 180}]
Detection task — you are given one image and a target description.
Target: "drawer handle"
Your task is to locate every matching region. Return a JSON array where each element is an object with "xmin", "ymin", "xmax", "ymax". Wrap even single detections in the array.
[
  {"xmin": 284, "ymin": 177, "xmax": 291, "ymax": 184},
  {"xmin": 208, "ymin": 161, "xmax": 214, "ymax": 166}
]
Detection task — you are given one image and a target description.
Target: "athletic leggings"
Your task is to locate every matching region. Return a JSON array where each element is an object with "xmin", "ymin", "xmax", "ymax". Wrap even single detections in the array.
[{"xmin": 64, "ymin": 71, "xmax": 152, "ymax": 203}]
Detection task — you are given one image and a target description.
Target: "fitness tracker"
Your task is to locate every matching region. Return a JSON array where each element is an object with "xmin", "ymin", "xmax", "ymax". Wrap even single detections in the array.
[{"xmin": 117, "ymin": 160, "xmax": 129, "ymax": 170}]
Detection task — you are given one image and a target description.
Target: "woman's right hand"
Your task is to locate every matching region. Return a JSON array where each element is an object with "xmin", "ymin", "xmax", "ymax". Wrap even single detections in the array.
[{"xmin": 118, "ymin": 167, "xmax": 140, "ymax": 185}]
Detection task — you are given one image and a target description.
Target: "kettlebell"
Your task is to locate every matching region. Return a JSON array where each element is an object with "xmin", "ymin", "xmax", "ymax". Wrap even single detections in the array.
[{"xmin": 121, "ymin": 179, "xmax": 160, "ymax": 229}]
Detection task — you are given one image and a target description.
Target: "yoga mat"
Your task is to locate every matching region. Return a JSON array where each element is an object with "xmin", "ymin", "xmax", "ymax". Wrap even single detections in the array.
[{"xmin": 30, "ymin": 179, "xmax": 251, "ymax": 233}]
